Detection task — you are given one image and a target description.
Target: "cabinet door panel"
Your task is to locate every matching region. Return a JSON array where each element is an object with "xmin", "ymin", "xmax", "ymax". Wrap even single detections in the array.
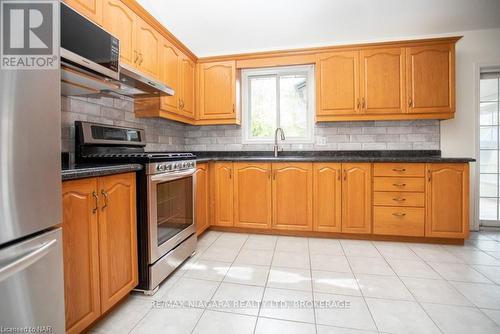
[
  {"xmin": 62, "ymin": 178, "xmax": 100, "ymax": 334},
  {"xmin": 159, "ymin": 39, "xmax": 181, "ymax": 113},
  {"xmin": 64, "ymin": 0, "xmax": 102, "ymax": 25},
  {"xmin": 272, "ymin": 163, "xmax": 313, "ymax": 231},
  {"xmin": 406, "ymin": 44, "xmax": 454, "ymax": 114},
  {"xmin": 426, "ymin": 163, "xmax": 468, "ymax": 238},
  {"xmin": 136, "ymin": 19, "xmax": 160, "ymax": 79},
  {"xmin": 342, "ymin": 163, "xmax": 372, "ymax": 234},
  {"xmin": 102, "ymin": 0, "xmax": 136, "ymax": 67},
  {"xmin": 360, "ymin": 48, "xmax": 405, "ymax": 114},
  {"xmin": 313, "ymin": 163, "xmax": 342, "ymax": 232},
  {"xmin": 214, "ymin": 162, "xmax": 234, "ymax": 226},
  {"xmin": 198, "ymin": 61, "xmax": 236, "ymax": 119},
  {"xmin": 97, "ymin": 173, "xmax": 138, "ymax": 313},
  {"xmin": 195, "ymin": 163, "xmax": 210, "ymax": 235},
  {"xmin": 180, "ymin": 57, "xmax": 195, "ymax": 118},
  {"xmin": 316, "ymin": 51, "xmax": 360, "ymax": 116},
  {"xmin": 234, "ymin": 163, "xmax": 272, "ymax": 229}
]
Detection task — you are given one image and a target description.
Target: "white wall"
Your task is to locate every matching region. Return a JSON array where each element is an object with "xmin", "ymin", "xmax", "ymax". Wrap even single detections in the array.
[{"xmin": 440, "ymin": 28, "xmax": 500, "ymax": 230}]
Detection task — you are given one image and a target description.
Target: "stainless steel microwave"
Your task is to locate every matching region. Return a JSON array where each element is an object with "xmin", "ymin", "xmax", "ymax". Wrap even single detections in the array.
[{"xmin": 60, "ymin": 3, "xmax": 119, "ymax": 80}]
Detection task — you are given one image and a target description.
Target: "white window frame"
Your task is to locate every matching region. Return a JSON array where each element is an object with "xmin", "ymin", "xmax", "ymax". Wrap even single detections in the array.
[{"xmin": 241, "ymin": 65, "xmax": 315, "ymax": 144}]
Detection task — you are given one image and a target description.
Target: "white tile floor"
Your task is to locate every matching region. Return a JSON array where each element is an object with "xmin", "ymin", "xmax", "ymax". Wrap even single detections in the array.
[{"xmin": 89, "ymin": 230, "xmax": 500, "ymax": 334}]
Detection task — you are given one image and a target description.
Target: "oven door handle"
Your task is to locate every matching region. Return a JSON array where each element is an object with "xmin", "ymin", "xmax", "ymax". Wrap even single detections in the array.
[{"xmin": 149, "ymin": 168, "xmax": 196, "ymax": 182}]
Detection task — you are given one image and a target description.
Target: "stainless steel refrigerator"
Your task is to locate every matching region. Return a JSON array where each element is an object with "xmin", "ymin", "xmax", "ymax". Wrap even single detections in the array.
[{"xmin": 0, "ymin": 3, "xmax": 65, "ymax": 331}]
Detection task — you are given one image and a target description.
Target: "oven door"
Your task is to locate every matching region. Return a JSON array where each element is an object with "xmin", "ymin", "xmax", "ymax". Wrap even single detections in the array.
[{"xmin": 147, "ymin": 168, "xmax": 196, "ymax": 264}]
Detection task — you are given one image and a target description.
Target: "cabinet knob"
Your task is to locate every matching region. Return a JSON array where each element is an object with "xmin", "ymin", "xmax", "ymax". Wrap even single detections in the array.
[
  {"xmin": 392, "ymin": 183, "xmax": 406, "ymax": 187},
  {"xmin": 392, "ymin": 212, "xmax": 407, "ymax": 217},
  {"xmin": 408, "ymin": 97, "xmax": 413, "ymax": 108},
  {"xmin": 101, "ymin": 190, "xmax": 109, "ymax": 210},
  {"xmin": 392, "ymin": 168, "xmax": 406, "ymax": 172},
  {"xmin": 393, "ymin": 197, "xmax": 406, "ymax": 202}
]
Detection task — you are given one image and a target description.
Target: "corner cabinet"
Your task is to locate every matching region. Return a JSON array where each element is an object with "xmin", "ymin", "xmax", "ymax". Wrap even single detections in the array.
[
  {"xmin": 341, "ymin": 163, "xmax": 372, "ymax": 234},
  {"xmin": 197, "ymin": 60, "xmax": 239, "ymax": 124},
  {"xmin": 234, "ymin": 163, "xmax": 272, "ymax": 229},
  {"xmin": 272, "ymin": 163, "xmax": 313, "ymax": 231},
  {"xmin": 62, "ymin": 173, "xmax": 138, "ymax": 334},
  {"xmin": 425, "ymin": 163, "xmax": 469, "ymax": 238}
]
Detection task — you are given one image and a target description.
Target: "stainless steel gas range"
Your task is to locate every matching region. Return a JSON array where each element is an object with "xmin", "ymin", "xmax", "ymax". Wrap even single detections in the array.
[{"xmin": 75, "ymin": 121, "xmax": 197, "ymax": 294}]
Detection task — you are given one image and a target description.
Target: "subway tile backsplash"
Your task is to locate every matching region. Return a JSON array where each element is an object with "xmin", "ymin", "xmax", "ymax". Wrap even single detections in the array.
[{"xmin": 61, "ymin": 96, "xmax": 440, "ymax": 153}]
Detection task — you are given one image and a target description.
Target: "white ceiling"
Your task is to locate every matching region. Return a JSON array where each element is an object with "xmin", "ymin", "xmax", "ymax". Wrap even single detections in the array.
[{"xmin": 137, "ymin": 0, "xmax": 500, "ymax": 57}]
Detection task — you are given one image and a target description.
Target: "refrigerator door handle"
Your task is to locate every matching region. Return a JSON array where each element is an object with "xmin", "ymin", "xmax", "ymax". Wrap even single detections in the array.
[{"xmin": 0, "ymin": 239, "xmax": 57, "ymax": 283}]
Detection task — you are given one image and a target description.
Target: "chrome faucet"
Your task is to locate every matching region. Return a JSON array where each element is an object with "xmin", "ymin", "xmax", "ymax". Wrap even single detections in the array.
[{"xmin": 274, "ymin": 128, "xmax": 286, "ymax": 157}]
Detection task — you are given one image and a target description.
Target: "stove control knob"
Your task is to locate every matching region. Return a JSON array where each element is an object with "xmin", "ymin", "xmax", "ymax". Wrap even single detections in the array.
[{"xmin": 166, "ymin": 164, "xmax": 172, "ymax": 171}]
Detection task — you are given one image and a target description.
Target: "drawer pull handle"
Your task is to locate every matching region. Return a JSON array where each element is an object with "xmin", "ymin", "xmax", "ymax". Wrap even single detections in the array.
[
  {"xmin": 392, "ymin": 168, "xmax": 406, "ymax": 172},
  {"xmin": 393, "ymin": 183, "xmax": 406, "ymax": 187},
  {"xmin": 393, "ymin": 197, "xmax": 406, "ymax": 202},
  {"xmin": 392, "ymin": 212, "xmax": 407, "ymax": 217}
]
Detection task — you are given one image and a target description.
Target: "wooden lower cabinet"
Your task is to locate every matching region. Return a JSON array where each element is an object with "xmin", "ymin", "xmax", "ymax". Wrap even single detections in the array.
[
  {"xmin": 234, "ymin": 163, "xmax": 272, "ymax": 229},
  {"xmin": 208, "ymin": 161, "xmax": 469, "ymax": 241},
  {"xmin": 341, "ymin": 163, "xmax": 372, "ymax": 234},
  {"xmin": 62, "ymin": 173, "xmax": 138, "ymax": 334},
  {"xmin": 62, "ymin": 178, "xmax": 101, "ymax": 334},
  {"xmin": 426, "ymin": 163, "xmax": 469, "ymax": 238},
  {"xmin": 313, "ymin": 163, "xmax": 342, "ymax": 232},
  {"xmin": 97, "ymin": 173, "xmax": 138, "ymax": 313},
  {"xmin": 195, "ymin": 163, "xmax": 210, "ymax": 235},
  {"xmin": 272, "ymin": 163, "xmax": 313, "ymax": 231},
  {"xmin": 213, "ymin": 162, "xmax": 234, "ymax": 226}
]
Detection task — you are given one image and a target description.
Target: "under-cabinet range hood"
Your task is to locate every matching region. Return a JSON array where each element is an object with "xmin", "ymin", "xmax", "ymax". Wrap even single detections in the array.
[
  {"xmin": 60, "ymin": 2, "xmax": 173, "ymax": 98},
  {"xmin": 61, "ymin": 61, "xmax": 174, "ymax": 99}
]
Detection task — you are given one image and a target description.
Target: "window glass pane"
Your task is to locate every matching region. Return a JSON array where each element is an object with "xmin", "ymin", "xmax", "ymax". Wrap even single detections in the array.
[
  {"xmin": 480, "ymin": 197, "xmax": 498, "ymax": 220},
  {"xmin": 480, "ymin": 102, "xmax": 498, "ymax": 126},
  {"xmin": 249, "ymin": 76, "xmax": 276, "ymax": 138},
  {"xmin": 480, "ymin": 174, "xmax": 498, "ymax": 197},
  {"xmin": 480, "ymin": 150, "xmax": 498, "ymax": 173},
  {"xmin": 480, "ymin": 78, "xmax": 499, "ymax": 102},
  {"xmin": 279, "ymin": 74, "xmax": 308, "ymax": 138},
  {"xmin": 480, "ymin": 126, "xmax": 498, "ymax": 149}
]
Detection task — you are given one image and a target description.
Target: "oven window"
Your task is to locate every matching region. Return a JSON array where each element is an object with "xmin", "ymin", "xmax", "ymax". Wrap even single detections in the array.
[{"xmin": 156, "ymin": 177, "xmax": 193, "ymax": 246}]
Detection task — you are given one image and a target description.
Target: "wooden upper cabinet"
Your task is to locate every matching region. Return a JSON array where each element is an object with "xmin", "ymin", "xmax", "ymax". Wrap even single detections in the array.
[
  {"xmin": 341, "ymin": 163, "xmax": 372, "ymax": 234},
  {"xmin": 272, "ymin": 163, "xmax": 313, "ymax": 231},
  {"xmin": 214, "ymin": 162, "xmax": 234, "ymax": 226},
  {"xmin": 62, "ymin": 178, "xmax": 101, "ymax": 334},
  {"xmin": 406, "ymin": 43, "xmax": 455, "ymax": 114},
  {"xmin": 180, "ymin": 57, "xmax": 196, "ymax": 118},
  {"xmin": 64, "ymin": 0, "xmax": 102, "ymax": 25},
  {"xmin": 195, "ymin": 163, "xmax": 210, "ymax": 235},
  {"xmin": 360, "ymin": 47, "xmax": 406, "ymax": 114},
  {"xmin": 97, "ymin": 173, "xmax": 138, "ymax": 313},
  {"xmin": 198, "ymin": 60, "xmax": 237, "ymax": 121},
  {"xmin": 316, "ymin": 51, "xmax": 360, "ymax": 117},
  {"xmin": 159, "ymin": 38, "xmax": 181, "ymax": 113},
  {"xmin": 234, "ymin": 163, "xmax": 272, "ymax": 229},
  {"xmin": 313, "ymin": 163, "xmax": 342, "ymax": 232},
  {"xmin": 426, "ymin": 163, "xmax": 469, "ymax": 239},
  {"xmin": 102, "ymin": 0, "xmax": 136, "ymax": 67},
  {"xmin": 135, "ymin": 18, "xmax": 160, "ymax": 79}
]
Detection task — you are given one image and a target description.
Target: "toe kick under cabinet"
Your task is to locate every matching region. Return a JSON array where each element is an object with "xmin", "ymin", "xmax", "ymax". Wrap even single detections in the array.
[
  {"xmin": 206, "ymin": 161, "xmax": 470, "ymax": 242},
  {"xmin": 62, "ymin": 173, "xmax": 138, "ymax": 334}
]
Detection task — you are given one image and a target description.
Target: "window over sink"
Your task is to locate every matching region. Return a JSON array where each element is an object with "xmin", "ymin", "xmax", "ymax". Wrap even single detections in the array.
[{"xmin": 241, "ymin": 65, "xmax": 315, "ymax": 144}]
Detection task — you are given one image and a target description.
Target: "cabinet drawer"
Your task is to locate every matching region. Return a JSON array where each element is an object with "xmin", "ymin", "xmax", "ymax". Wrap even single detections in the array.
[
  {"xmin": 373, "ymin": 192, "xmax": 424, "ymax": 207},
  {"xmin": 373, "ymin": 206, "xmax": 425, "ymax": 236},
  {"xmin": 373, "ymin": 177, "xmax": 425, "ymax": 192},
  {"xmin": 373, "ymin": 163, "xmax": 425, "ymax": 177}
]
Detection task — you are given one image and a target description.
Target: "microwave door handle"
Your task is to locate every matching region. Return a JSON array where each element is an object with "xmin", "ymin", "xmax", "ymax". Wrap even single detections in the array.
[
  {"xmin": 150, "ymin": 168, "xmax": 196, "ymax": 183},
  {"xmin": 0, "ymin": 239, "xmax": 57, "ymax": 283}
]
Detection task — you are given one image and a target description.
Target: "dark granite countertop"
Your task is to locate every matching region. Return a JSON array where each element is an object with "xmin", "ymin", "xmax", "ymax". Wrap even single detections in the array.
[
  {"xmin": 62, "ymin": 163, "xmax": 143, "ymax": 181},
  {"xmin": 193, "ymin": 150, "xmax": 475, "ymax": 163}
]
